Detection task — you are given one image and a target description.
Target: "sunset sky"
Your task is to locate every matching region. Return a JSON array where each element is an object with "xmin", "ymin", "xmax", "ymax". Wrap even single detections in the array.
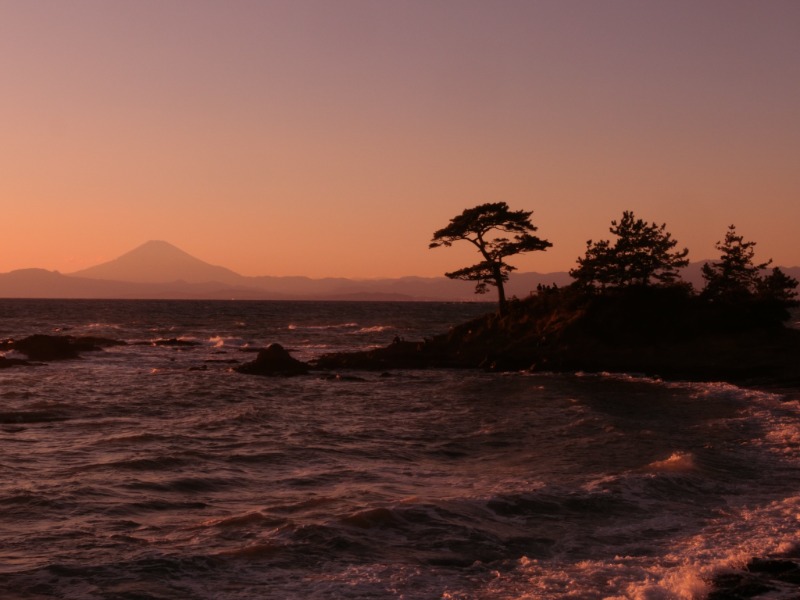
[{"xmin": 2, "ymin": 1, "xmax": 799, "ymax": 278}]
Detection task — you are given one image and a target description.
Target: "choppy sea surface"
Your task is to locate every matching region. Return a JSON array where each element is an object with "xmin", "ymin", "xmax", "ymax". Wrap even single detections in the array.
[{"xmin": 1, "ymin": 299, "xmax": 799, "ymax": 599}]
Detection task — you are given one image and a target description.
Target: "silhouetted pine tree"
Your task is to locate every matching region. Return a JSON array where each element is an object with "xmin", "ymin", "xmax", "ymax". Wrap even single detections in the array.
[
  {"xmin": 701, "ymin": 225, "xmax": 771, "ymax": 302},
  {"xmin": 430, "ymin": 202, "xmax": 552, "ymax": 314},
  {"xmin": 570, "ymin": 211, "xmax": 689, "ymax": 290},
  {"xmin": 702, "ymin": 225, "xmax": 798, "ymax": 326}
]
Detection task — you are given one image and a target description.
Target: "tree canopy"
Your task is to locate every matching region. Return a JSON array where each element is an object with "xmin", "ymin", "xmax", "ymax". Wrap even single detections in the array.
[
  {"xmin": 570, "ymin": 211, "xmax": 689, "ymax": 289},
  {"xmin": 429, "ymin": 202, "xmax": 551, "ymax": 314},
  {"xmin": 701, "ymin": 225, "xmax": 771, "ymax": 301},
  {"xmin": 758, "ymin": 267, "xmax": 800, "ymax": 305},
  {"xmin": 702, "ymin": 225, "xmax": 798, "ymax": 306}
]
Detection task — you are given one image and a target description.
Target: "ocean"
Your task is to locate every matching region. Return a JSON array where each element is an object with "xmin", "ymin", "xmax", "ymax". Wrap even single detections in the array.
[{"xmin": 0, "ymin": 299, "xmax": 798, "ymax": 599}]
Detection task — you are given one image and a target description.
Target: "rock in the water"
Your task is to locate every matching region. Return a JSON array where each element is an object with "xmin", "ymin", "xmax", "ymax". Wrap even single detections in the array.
[
  {"xmin": 235, "ymin": 343, "xmax": 309, "ymax": 377},
  {"xmin": 1, "ymin": 334, "xmax": 126, "ymax": 361},
  {"xmin": 0, "ymin": 356, "xmax": 35, "ymax": 369},
  {"xmin": 747, "ymin": 558, "xmax": 800, "ymax": 584},
  {"xmin": 135, "ymin": 338, "xmax": 200, "ymax": 347},
  {"xmin": 313, "ymin": 340, "xmax": 430, "ymax": 371},
  {"xmin": 320, "ymin": 373, "xmax": 368, "ymax": 382},
  {"xmin": 10, "ymin": 335, "xmax": 86, "ymax": 361},
  {"xmin": 72, "ymin": 336, "xmax": 127, "ymax": 349}
]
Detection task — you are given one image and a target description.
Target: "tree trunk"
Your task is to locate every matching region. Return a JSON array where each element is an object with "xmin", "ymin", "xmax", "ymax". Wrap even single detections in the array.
[{"xmin": 495, "ymin": 276, "xmax": 507, "ymax": 315}]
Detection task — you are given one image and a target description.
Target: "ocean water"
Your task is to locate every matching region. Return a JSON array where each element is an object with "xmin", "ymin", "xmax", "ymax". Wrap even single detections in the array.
[{"xmin": 0, "ymin": 299, "xmax": 798, "ymax": 599}]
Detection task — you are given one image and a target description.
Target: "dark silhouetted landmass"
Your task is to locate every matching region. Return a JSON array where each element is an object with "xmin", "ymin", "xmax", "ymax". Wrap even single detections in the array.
[{"xmin": 310, "ymin": 287, "xmax": 800, "ymax": 385}]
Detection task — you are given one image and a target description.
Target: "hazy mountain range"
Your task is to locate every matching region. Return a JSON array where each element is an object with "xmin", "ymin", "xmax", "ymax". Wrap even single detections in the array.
[
  {"xmin": 0, "ymin": 241, "xmax": 570, "ymax": 301},
  {"xmin": 1, "ymin": 240, "xmax": 797, "ymax": 301}
]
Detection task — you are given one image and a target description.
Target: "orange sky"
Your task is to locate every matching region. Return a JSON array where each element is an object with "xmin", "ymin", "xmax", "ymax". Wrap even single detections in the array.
[{"xmin": 2, "ymin": 1, "xmax": 799, "ymax": 278}]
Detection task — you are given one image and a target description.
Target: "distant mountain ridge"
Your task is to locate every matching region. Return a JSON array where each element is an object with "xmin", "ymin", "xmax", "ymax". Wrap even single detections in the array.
[{"xmin": 1, "ymin": 241, "xmax": 797, "ymax": 300}]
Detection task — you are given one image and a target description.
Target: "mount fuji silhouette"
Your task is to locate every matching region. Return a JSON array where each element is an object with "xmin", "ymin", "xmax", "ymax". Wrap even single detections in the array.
[{"xmin": 70, "ymin": 240, "xmax": 244, "ymax": 285}]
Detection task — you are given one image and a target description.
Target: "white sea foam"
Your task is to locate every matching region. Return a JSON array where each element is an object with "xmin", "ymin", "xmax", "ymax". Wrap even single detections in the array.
[
  {"xmin": 85, "ymin": 322, "xmax": 122, "ymax": 329},
  {"xmin": 575, "ymin": 371, "xmax": 663, "ymax": 384},
  {"xmin": 467, "ymin": 492, "xmax": 800, "ymax": 600},
  {"xmin": 499, "ymin": 555, "xmax": 711, "ymax": 600},
  {"xmin": 352, "ymin": 325, "xmax": 394, "ymax": 334},
  {"xmin": 648, "ymin": 451, "xmax": 696, "ymax": 472},
  {"xmin": 287, "ymin": 322, "xmax": 359, "ymax": 331},
  {"xmin": 207, "ymin": 335, "xmax": 248, "ymax": 348}
]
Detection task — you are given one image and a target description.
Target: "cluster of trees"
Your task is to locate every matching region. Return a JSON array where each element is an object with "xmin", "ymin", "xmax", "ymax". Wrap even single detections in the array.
[
  {"xmin": 430, "ymin": 203, "xmax": 798, "ymax": 320},
  {"xmin": 701, "ymin": 225, "xmax": 798, "ymax": 305},
  {"xmin": 569, "ymin": 211, "xmax": 689, "ymax": 289}
]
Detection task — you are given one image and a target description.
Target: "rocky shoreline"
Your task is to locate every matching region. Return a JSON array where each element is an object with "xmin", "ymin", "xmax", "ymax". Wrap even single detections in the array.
[
  {"xmin": 4, "ymin": 291, "xmax": 800, "ymax": 389},
  {"xmin": 240, "ymin": 290, "xmax": 800, "ymax": 389}
]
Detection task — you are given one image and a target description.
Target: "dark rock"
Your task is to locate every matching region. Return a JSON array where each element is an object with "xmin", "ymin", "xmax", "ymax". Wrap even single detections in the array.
[
  {"xmin": 137, "ymin": 338, "xmax": 200, "ymax": 347},
  {"xmin": 320, "ymin": 373, "xmax": 368, "ymax": 382},
  {"xmin": 235, "ymin": 344, "xmax": 309, "ymax": 377},
  {"xmin": 11, "ymin": 335, "xmax": 86, "ymax": 360},
  {"xmin": 707, "ymin": 572, "xmax": 776, "ymax": 599},
  {"xmin": 708, "ymin": 556, "xmax": 800, "ymax": 599},
  {"xmin": 747, "ymin": 558, "xmax": 798, "ymax": 575},
  {"xmin": 747, "ymin": 558, "xmax": 800, "ymax": 584},
  {"xmin": 72, "ymin": 336, "xmax": 127, "ymax": 349},
  {"xmin": 1, "ymin": 334, "xmax": 126, "ymax": 362},
  {"xmin": 313, "ymin": 341, "xmax": 430, "ymax": 371},
  {"xmin": 0, "ymin": 356, "xmax": 35, "ymax": 369}
]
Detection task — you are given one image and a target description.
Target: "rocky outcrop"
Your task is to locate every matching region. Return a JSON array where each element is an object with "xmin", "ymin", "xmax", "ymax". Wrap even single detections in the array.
[
  {"xmin": 0, "ymin": 356, "xmax": 35, "ymax": 369},
  {"xmin": 709, "ymin": 556, "xmax": 800, "ymax": 599},
  {"xmin": 312, "ymin": 288, "xmax": 800, "ymax": 383},
  {"xmin": 0, "ymin": 335, "xmax": 126, "ymax": 361},
  {"xmin": 134, "ymin": 338, "xmax": 200, "ymax": 347},
  {"xmin": 235, "ymin": 344, "xmax": 310, "ymax": 377},
  {"xmin": 313, "ymin": 341, "xmax": 431, "ymax": 371}
]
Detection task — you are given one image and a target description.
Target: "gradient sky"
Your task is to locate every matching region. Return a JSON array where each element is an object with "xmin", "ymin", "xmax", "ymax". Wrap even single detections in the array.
[{"xmin": 2, "ymin": 1, "xmax": 799, "ymax": 278}]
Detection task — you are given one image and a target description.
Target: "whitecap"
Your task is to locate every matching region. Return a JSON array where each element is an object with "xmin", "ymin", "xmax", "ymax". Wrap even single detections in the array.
[
  {"xmin": 207, "ymin": 336, "xmax": 248, "ymax": 348},
  {"xmin": 287, "ymin": 322, "xmax": 359, "ymax": 331},
  {"xmin": 86, "ymin": 322, "xmax": 122, "ymax": 330},
  {"xmin": 351, "ymin": 325, "xmax": 394, "ymax": 334},
  {"xmin": 648, "ymin": 451, "xmax": 696, "ymax": 472}
]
